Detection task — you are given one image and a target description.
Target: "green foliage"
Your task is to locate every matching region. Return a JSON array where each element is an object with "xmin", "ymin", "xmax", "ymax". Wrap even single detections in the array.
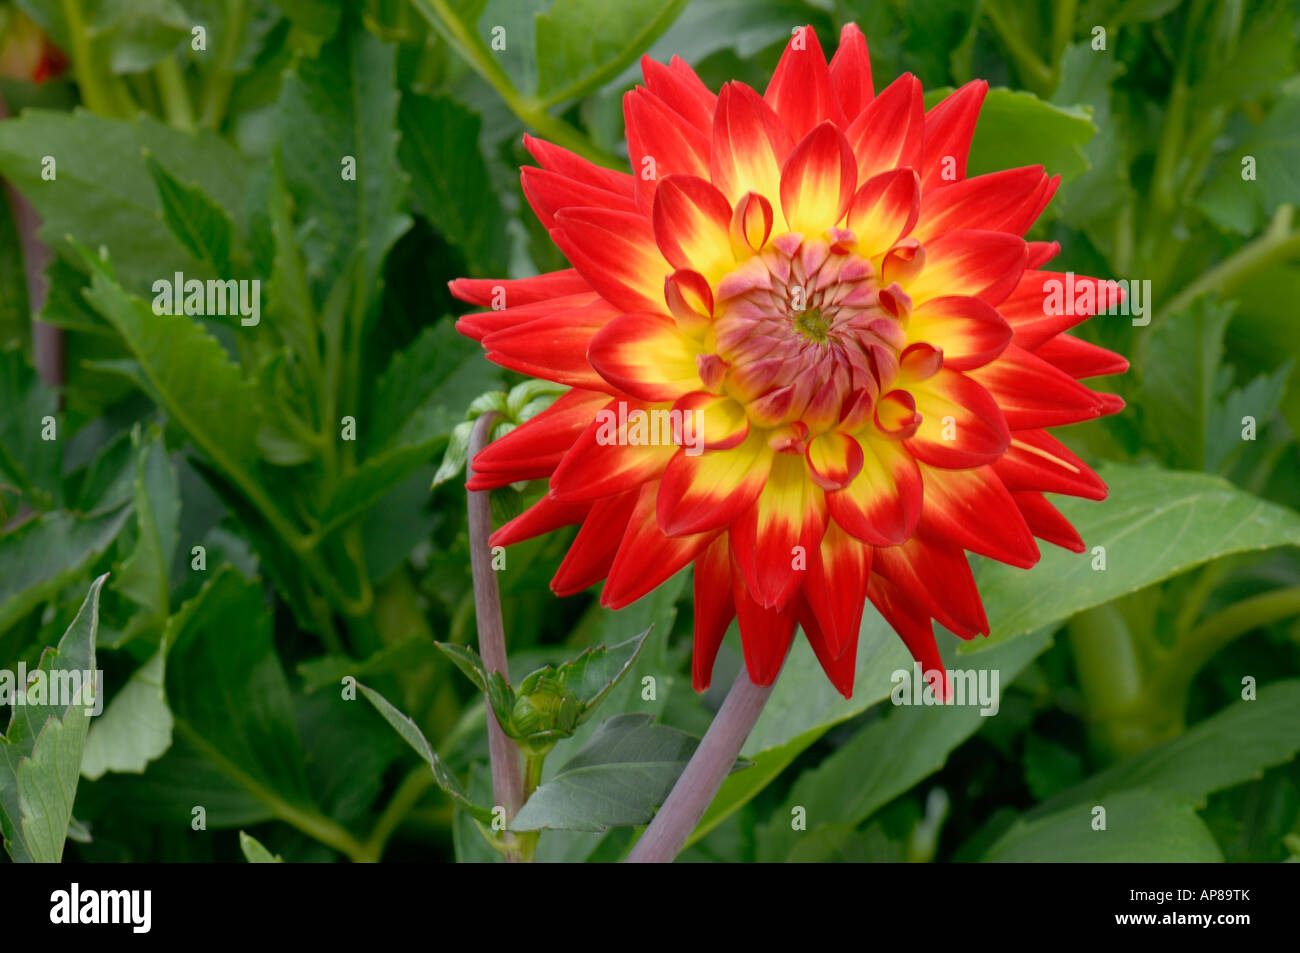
[{"xmin": 0, "ymin": 0, "xmax": 1296, "ymax": 866}]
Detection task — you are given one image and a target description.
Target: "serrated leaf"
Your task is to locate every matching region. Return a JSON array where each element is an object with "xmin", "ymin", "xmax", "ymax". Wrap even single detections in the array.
[
  {"xmin": 274, "ymin": 12, "xmax": 410, "ymax": 308},
  {"xmin": 359, "ymin": 684, "xmax": 494, "ymax": 823},
  {"xmin": 0, "ymin": 505, "xmax": 132, "ymax": 634},
  {"xmin": 0, "ymin": 575, "xmax": 107, "ymax": 862},
  {"xmin": 563, "ymin": 628, "xmax": 652, "ymax": 718},
  {"xmin": 433, "ymin": 642, "xmax": 488, "ymax": 693},
  {"xmin": 399, "ymin": 94, "xmax": 508, "ymax": 272},
  {"xmin": 145, "ymin": 155, "xmax": 234, "ymax": 273}
]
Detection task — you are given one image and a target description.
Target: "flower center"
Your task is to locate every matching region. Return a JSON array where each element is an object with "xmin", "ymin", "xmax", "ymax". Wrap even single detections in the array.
[{"xmin": 709, "ymin": 232, "xmax": 909, "ymax": 433}]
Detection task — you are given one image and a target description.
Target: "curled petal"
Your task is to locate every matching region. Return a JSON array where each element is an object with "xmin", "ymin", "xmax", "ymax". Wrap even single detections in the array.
[
  {"xmin": 730, "ymin": 190, "xmax": 775, "ymax": 256},
  {"xmin": 780, "ymin": 121, "xmax": 857, "ymax": 235},
  {"xmin": 906, "ymin": 295, "xmax": 1012, "ymax": 370},
  {"xmin": 664, "ymin": 268, "xmax": 714, "ymax": 336},
  {"xmin": 806, "ymin": 430, "xmax": 865, "ymax": 491},
  {"xmin": 827, "ymin": 434, "xmax": 921, "ymax": 545},
  {"xmin": 846, "ymin": 169, "xmax": 921, "ymax": 257},
  {"xmin": 653, "ymin": 174, "xmax": 735, "ymax": 279}
]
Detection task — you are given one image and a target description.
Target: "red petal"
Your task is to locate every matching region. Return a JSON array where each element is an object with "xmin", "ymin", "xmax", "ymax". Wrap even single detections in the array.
[
  {"xmin": 1012, "ymin": 490, "xmax": 1085, "ymax": 553},
  {"xmin": 802, "ymin": 521, "xmax": 871, "ymax": 659},
  {"xmin": 624, "ymin": 86, "xmax": 712, "ymax": 210},
  {"xmin": 733, "ymin": 563, "xmax": 798, "ymax": 685},
  {"xmin": 797, "ymin": 596, "xmax": 858, "ymax": 698},
  {"xmin": 641, "ymin": 55, "xmax": 716, "ymax": 137},
  {"xmin": 729, "ymin": 453, "xmax": 827, "ymax": 609},
  {"xmin": 918, "ymin": 464, "xmax": 1040, "ymax": 569},
  {"xmin": 524, "ymin": 134, "xmax": 634, "ymax": 198},
  {"xmin": 764, "ymin": 25, "xmax": 844, "ymax": 140},
  {"xmin": 552, "ymin": 208, "xmax": 668, "ymax": 313},
  {"xmin": 906, "ymin": 294, "xmax": 1012, "ymax": 370},
  {"xmin": 912, "ymin": 166, "xmax": 1051, "ymax": 242},
  {"xmin": 692, "ymin": 535, "xmax": 736, "ymax": 691},
  {"xmin": 710, "ymin": 81, "xmax": 794, "ymax": 209},
  {"xmin": 844, "ymin": 73, "xmax": 924, "ymax": 185},
  {"xmin": 828, "ymin": 23, "xmax": 874, "ymax": 120},
  {"xmin": 827, "ymin": 434, "xmax": 922, "ymax": 546},
  {"xmin": 657, "ymin": 429, "xmax": 773, "ymax": 536},
  {"xmin": 469, "ymin": 388, "xmax": 609, "ymax": 488},
  {"xmin": 521, "ymin": 166, "xmax": 638, "ymax": 230},
  {"xmin": 482, "ymin": 301, "xmax": 619, "ymax": 391},
  {"xmin": 919, "ymin": 80, "xmax": 987, "ymax": 191},
  {"xmin": 780, "ymin": 121, "xmax": 857, "ymax": 235},
  {"xmin": 993, "ymin": 429, "xmax": 1108, "ymax": 501},
  {"xmin": 969, "ymin": 344, "xmax": 1105, "ymax": 428},
  {"xmin": 866, "ymin": 573, "xmax": 946, "ymax": 689},
  {"xmin": 906, "ymin": 229, "xmax": 1027, "ymax": 307},
  {"xmin": 1033, "ymin": 334, "xmax": 1130, "ymax": 379},
  {"xmin": 873, "ymin": 532, "xmax": 988, "ymax": 638},
  {"xmin": 548, "ymin": 398, "xmax": 676, "ymax": 502},
  {"xmin": 491, "ymin": 495, "xmax": 591, "ymax": 548},
  {"xmin": 601, "ymin": 481, "xmax": 718, "ymax": 608},
  {"xmin": 652, "ymin": 174, "xmax": 735, "ymax": 278},
  {"xmin": 902, "ymin": 367, "xmax": 1010, "ymax": 469},
  {"xmin": 1000, "ymin": 270, "xmax": 1124, "ymax": 349},
  {"xmin": 587, "ymin": 311, "xmax": 701, "ymax": 401},
  {"xmin": 449, "ymin": 269, "xmax": 589, "ymax": 309},
  {"xmin": 551, "ymin": 490, "xmax": 640, "ymax": 595},
  {"xmin": 846, "ymin": 168, "xmax": 921, "ymax": 257},
  {"xmin": 455, "ymin": 290, "xmax": 600, "ymax": 341}
]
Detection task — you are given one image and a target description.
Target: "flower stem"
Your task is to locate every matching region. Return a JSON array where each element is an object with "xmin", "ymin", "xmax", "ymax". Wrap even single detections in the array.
[
  {"xmin": 625, "ymin": 667, "xmax": 774, "ymax": 863},
  {"xmin": 466, "ymin": 413, "xmax": 525, "ymax": 834}
]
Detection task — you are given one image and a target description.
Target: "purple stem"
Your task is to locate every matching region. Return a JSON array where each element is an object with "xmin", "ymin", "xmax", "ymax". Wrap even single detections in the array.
[
  {"xmin": 466, "ymin": 412, "xmax": 524, "ymax": 826},
  {"xmin": 0, "ymin": 93, "xmax": 62, "ymax": 390},
  {"xmin": 625, "ymin": 666, "xmax": 774, "ymax": 863}
]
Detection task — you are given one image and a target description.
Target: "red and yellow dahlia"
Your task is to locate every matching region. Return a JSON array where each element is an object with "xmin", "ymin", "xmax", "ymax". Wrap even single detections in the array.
[
  {"xmin": 450, "ymin": 24, "xmax": 1127, "ymax": 698},
  {"xmin": 0, "ymin": 9, "xmax": 67, "ymax": 85}
]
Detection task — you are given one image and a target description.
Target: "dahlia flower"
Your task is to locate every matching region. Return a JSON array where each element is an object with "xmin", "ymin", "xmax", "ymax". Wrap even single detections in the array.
[{"xmin": 450, "ymin": 24, "xmax": 1126, "ymax": 698}]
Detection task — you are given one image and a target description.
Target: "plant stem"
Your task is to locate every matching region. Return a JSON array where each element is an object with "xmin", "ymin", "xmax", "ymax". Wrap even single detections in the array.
[
  {"xmin": 200, "ymin": 0, "xmax": 246, "ymax": 129},
  {"xmin": 361, "ymin": 765, "xmax": 435, "ymax": 862},
  {"xmin": 154, "ymin": 58, "xmax": 196, "ymax": 131},
  {"xmin": 1154, "ymin": 204, "xmax": 1300, "ymax": 324},
  {"xmin": 466, "ymin": 413, "xmax": 525, "ymax": 833},
  {"xmin": 408, "ymin": 0, "xmax": 622, "ymax": 169},
  {"xmin": 625, "ymin": 667, "xmax": 774, "ymax": 863}
]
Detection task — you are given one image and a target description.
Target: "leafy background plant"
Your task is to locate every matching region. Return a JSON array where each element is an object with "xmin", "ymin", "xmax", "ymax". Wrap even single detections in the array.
[{"xmin": 0, "ymin": 0, "xmax": 1298, "ymax": 863}]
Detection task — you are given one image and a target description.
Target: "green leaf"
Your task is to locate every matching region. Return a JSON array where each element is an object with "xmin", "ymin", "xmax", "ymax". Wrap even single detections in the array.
[
  {"xmin": 274, "ymin": 12, "xmax": 411, "ymax": 308},
  {"xmin": 76, "ymin": 248, "xmax": 268, "ymax": 494},
  {"xmin": 358, "ymin": 683, "xmax": 495, "ymax": 823},
  {"xmin": 562, "ymin": 628, "xmax": 653, "ymax": 718},
  {"xmin": 0, "ymin": 575, "xmax": 107, "ymax": 862},
  {"xmin": 165, "ymin": 567, "xmax": 316, "ymax": 811},
  {"xmin": 753, "ymin": 628, "xmax": 1053, "ymax": 860},
  {"xmin": 1034, "ymin": 679, "xmax": 1300, "ymax": 816},
  {"xmin": 0, "ymin": 504, "xmax": 132, "ymax": 634},
  {"xmin": 239, "ymin": 830, "xmax": 283, "ymax": 862},
  {"xmin": 0, "ymin": 186, "xmax": 29, "ymax": 354},
  {"xmin": 145, "ymin": 156, "xmax": 234, "ymax": 274},
  {"xmin": 398, "ymin": 95, "xmax": 508, "ymax": 272},
  {"xmin": 973, "ymin": 463, "xmax": 1300, "ymax": 647},
  {"xmin": 433, "ymin": 641, "xmax": 488, "ymax": 693},
  {"xmin": 0, "ymin": 110, "xmax": 247, "ymax": 289},
  {"xmin": 81, "ymin": 648, "xmax": 173, "ymax": 780},
  {"xmin": 1134, "ymin": 297, "xmax": 1232, "ymax": 470},
  {"xmin": 696, "ymin": 463, "xmax": 1300, "ymax": 838},
  {"xmin": 316, "ymin": 322, "xmax": 500, "ymax": 533},
  {"xmin": 1196, "ymin": 91, "xmax": 1300, "ymax": 235},
  {"xmin": 112, "ymin": 426, "xmax": 180, "ymax": 623},
  {"xmin": 0, "ymin": 350, "xmax": 60, "ymax": 513},
  {"xmin": 963, "ymin": 88, "xmax": 1097, "ymax": 184},
  {"xmin": 535, "ymin": 0, "xmax": 688, "ymax": 102},
  {"xmin": 510, "ymin": 713, "xmax": 708, "ymax": 832},
  {"xmin": 267, "ymin": 0, "xmax": 341, "ymax": 37},
  {"xmin": 981, "ymin": 788, "xmax": 1223, "ymax": 861}
]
